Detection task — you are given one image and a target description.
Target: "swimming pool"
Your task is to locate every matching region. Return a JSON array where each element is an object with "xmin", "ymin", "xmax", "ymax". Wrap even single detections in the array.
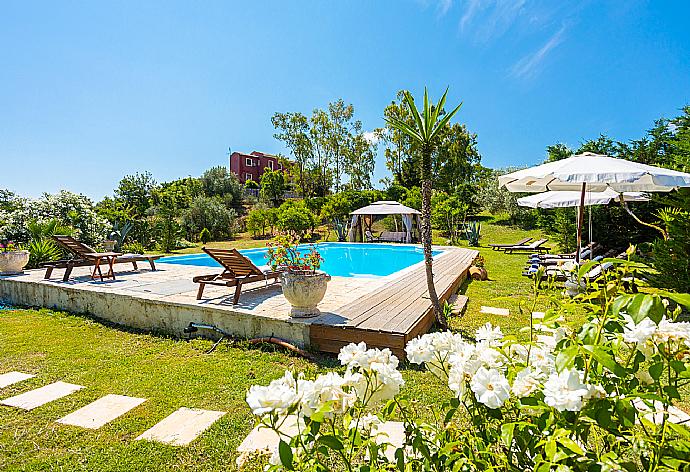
[{"xmin": 159, "ymin": 243, "xmax": 441, "ymax": 278}]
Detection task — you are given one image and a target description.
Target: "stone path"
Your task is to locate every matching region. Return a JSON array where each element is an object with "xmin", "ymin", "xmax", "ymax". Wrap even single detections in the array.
[
  {"xmin": 136, "ymin": 407, "xmax": 226, "ymax": 446},
  {"xmin": 0, "ymin": 371, "xmax": 226, "ymax": 446},
  {"xmin": 57, "ymin": 394, "xmax": 146, "ymax": 429},
  {"xmin": 0, "ymin": 371, "xmax": 34, "ymax": 388},
  {"xmin": 1, "ymin": 381, "xmax": 84, "ymax": 410}
]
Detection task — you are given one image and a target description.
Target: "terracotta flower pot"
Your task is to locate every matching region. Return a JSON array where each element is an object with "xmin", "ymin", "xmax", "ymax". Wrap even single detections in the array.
[
  {"xmin": 469, "ymin": 266, "xmax": 488, "ymax": 281},
  {"xmin": 0, "ymin": 250, "xmax": 30, "ymax": 275},
  {"xmin": 280, "ymin": 271, "xmax": 331, "ymax": 318}
]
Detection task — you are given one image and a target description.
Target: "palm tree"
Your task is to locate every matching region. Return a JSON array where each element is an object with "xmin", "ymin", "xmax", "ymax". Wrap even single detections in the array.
[{"xmin": 385, "ymin": 88, "xmax": 462, "ymax": 328}]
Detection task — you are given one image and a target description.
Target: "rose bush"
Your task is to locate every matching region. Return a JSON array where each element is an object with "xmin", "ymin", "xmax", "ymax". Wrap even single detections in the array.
[{"xmin": 244, "ymin": 255, "xmax": 690, "ymax": 471}]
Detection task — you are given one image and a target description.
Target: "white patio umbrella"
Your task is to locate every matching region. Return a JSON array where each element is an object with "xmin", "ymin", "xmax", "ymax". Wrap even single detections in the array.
[
  {"xmin": 517, "ymin": 189, "xmax": 650, "ymax": 248},
  {"xmin": 500, "ymin": 152, "xmax": 690, "ymax": 262},
  {"xmin": 516, "ymin": 188, "xmax": 649, "ymax": 209}
]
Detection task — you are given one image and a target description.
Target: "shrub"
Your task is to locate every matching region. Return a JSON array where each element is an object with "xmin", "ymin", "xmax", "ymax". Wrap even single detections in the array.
[
  {"xmin": 243, "ymin": 257, "xmax": 690, "ymax": 471},
  {"xmin": 25, "ymin": 239, "xmax": 61, "ymax": 269},
  {"xmin": 278, "ymin": 201, "xmax": 316, "ymax": 239},
  {"xmin": 650, "ymin": 209, "xmax": 690, "ymax": 292},
  {"xmin": 181, "ymin": 196, "xmax": 237, "ymax": 241},
  {"xmin": 121, "ymin": 241, "xmax": 146, "ymax": 255},
  {"xmin": 199, "ymin": 227, "xmax": 211, "ymax": 244},
  {"xmin": 244, "ymin": 179, "xmax": 260, "ymax": 190},
  {"xmin": 246, "ymin": 207, "xmax": 270, "ymax": 238}
]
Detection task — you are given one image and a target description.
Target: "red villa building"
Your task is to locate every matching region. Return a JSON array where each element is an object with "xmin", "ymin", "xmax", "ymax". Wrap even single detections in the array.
[{"xmin": 229, "ymin": 151, "xmax": 283, "ymax": 184}]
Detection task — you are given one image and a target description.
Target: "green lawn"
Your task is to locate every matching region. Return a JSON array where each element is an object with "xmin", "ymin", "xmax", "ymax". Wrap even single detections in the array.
[{"xmin": 0, "ymin": 217, "xmax": 571, "ymax": 470}]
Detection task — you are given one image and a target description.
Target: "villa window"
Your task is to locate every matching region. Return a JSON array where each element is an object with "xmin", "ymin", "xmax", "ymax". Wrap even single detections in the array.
[
  {"xmin": 245, "ymin": 173, "xmax": 252, "ymax": 181},
  {"xmin": 268, "ymin": 161, "xmax": 274, "ymax": 170},
  {"xmin": 245, "ymin": 157, "xmax": 253, "ymax": 167}
]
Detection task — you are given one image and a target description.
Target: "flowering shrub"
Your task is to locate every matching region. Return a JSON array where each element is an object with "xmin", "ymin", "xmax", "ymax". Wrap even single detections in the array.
[
  {"xmin": 244, "ymin": 257, "xmax": 690, "ymax": 471},
  {"xmin": 0, "ymin": 241, "xmax": 19, "ymax": 253},
  {"xmin": 267, "ymin": 234, "xmax": 323, "ymax": 275}
]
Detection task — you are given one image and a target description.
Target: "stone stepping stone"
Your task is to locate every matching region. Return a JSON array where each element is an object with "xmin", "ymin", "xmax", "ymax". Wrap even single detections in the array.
[
  {"xmin": 1, "ymin": 381, "xmax": 84, "ymax": 410},
  {"xmin": 480, "ymin": 306, "xmax": 510, "ymax": 317},
  {"xmin": 136, "ymin": 407, "xmax": 226, "ymax": 446},
  {"xmin": 236, "ymin": 418, "xmax": 404, "ymax": 463},
  {"xmin": 57, "ymin": 394, "xmax": 146, "ymax": 429},
  {"xmin": 0, "ymin": 371, "xmax": 35, "ymax": 389}
]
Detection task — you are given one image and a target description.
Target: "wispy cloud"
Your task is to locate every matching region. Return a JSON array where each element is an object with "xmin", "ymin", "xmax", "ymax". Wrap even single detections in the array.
[
  {"xmin": 363, "ymin": 131, "xmax": 380, "ymax": 145},
  {"xmin": 437, "ymin": 0, "xmax": 454, "ymax": 16},
  {"xmin": 458, "ymin": 0, "xmax": 527, "ymax": 42},
  {"xmin": 510, "ymin": 25, "xmax": 566, "ymax": 79}
]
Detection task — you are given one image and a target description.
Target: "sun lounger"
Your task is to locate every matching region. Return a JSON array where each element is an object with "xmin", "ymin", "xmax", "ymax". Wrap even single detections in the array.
[
  {"xmin": 503, "ymin": 239, "xmax": 550, "ymax": 254},
  {"xmin": 528, "ymin": 243, "xmax": 601, "ymax": 262},
  {"xmin": 192, "ymin": 247, "xmax": 281, "ymax": 304},
  {"xmin": 489, "ymin": 237, "xmax": 532, "ymax": 250},
  {"xmin": 43, "ymin": 235, "xmax": 162, "ymax": 281}
]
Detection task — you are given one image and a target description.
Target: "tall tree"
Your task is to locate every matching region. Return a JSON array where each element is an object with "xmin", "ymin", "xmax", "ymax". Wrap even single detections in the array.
[
  {"xmin": 386, "ymin": 88, "xmax": 462, "ymax": 328},
  {"xmin": 272, "ymin": 112, "xmax": 313, "ymax": 196}
]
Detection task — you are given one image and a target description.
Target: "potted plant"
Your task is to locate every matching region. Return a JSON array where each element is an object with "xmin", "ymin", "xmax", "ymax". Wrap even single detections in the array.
[
  {"xmin": 468, "ymin": 254, "xmax": 488, "ymax": 281},
  {"xmin": 267, "ymin": 234, "xmax": 330, "ymax": 318},
  {"xmin": 0, "ymin": 241, "xmax": 30, "ymax": 275}
]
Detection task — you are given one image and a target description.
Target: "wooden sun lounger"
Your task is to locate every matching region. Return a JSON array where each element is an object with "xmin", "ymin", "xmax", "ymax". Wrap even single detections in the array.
[
  {"xmin": 192, "ymin": 247, "xmax": 281, "ymax": 304},
  {"xmin": 379, "ymin": 231, "xmax": 406, "ymax": 243},
  {"xmin": 43, "ymin": 235, "xmax": 162, "ymax": 281},
  {"xmin": 489, "ymin": 237, "xmax": 532, "ymax": 250},
  {"xmin": 523, "ymin": 261, "xmax": 615, "ymax": 282},
  {"xmin": 502, "ymin": 239, "xmax": 550, "ymax": 254}
]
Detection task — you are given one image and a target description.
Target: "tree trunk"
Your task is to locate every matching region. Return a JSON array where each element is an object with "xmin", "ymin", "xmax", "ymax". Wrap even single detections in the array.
[{"xmin": 421, "ymin": 148, "xmax": 445, "ymax": 328}]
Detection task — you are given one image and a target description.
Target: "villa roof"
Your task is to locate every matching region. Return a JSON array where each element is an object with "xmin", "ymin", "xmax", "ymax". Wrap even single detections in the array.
[{"xmin": 350, "ymin": 200, "xmax": 421, "ymax": 215}]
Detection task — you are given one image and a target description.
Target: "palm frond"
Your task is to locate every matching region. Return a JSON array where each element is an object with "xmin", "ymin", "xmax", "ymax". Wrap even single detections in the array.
[
  {"xmin": 402, "ymin": 91, "xmax": 424, "ymax": 139},
  {"xmin": 385, "ymin": 117, "xmax": 424, "ymax": 143},
  {"xmin": 430, "ymin": 101, "xmax": 463, "ymax": 142}
]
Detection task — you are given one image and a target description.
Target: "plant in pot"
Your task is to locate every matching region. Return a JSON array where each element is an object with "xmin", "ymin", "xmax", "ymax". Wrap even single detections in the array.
[
  {"xmin": 0, "ymin": 241, "xmax": 30, "ymax": 275},
  {"xmin": 267, "ymin": 234, "xmax": 330, "ymax": 318},
  {"xmin": 468, "ymin": 254, "xmax": 488, "ymax": 281}
]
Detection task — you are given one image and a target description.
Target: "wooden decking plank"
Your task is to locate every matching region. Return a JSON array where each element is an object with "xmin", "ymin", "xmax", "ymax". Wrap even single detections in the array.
[
  {"xmin": 339, "ymin": 251, "xmax": 462, "ymax": 328},
  {"xmin": 378, "ymin": 251, "xmax": 475, "ymax": 332},
  {"xmin": 309, "ymin": 247, "xmax": 477, "ymax": 357}
]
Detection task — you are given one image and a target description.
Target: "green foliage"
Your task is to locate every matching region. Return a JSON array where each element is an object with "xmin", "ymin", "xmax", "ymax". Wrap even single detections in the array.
[
  {"xmin": 25, "ymin": 238, "xmax": 61, "ymax": 269},
  {"xmin": 403, "ymin": 186, "xmax": 422, "ymax": 210},
  {"xmin": 385, "ymin": 184, "xmax": 408, "ymax": 202},
  {"xmin": 272, "ymin": 99, "xmax": 377, "ymax": 196},
  {"xmin": 246, "ymin": 204, "xmax": 279, "ymax": 238},
  {"xmin": 432, "ymin": 193, "xmax": 468, "ymax": 244},
  {"xmin": 121, "ymin": 241, "xmax": 145, "ymax": 255},
  {"xmin": 181, "ymin": 196, "xmax": 237, "ymax": 241},
  {"xmin": 260, "ymin": 168, "xmax": 286, "ymax": 206},
  {"xmin": 201, "ymin": 166, "xmax": 243, "ymax": 203},
  {"xmin": 244, "ymin": 179, "xmax": 260, "ymax": 190},
  {"xmin": 650, "ymin": 209, "xmax": 690, "ymax": 292},
  {"xmin": 108, "ymin": 221, "xmax": 133, "ymax": 252},
  {"xmin": 320, "ymin": 194, "xmax": 353, "ymax": 242},
  {"xmin": 199, "ymin": 227, "xmax": 211, "ymax": 245},
  {"xmin": 114, "ymin": 172, "xmax": 158, "ymax": 217},
  {"xmin": 277, "ymin": 200, "xmax": 316, "ymax": 239},
  {"xmin": 464, "ymin": 220, "xmax": 481, "ymax": 246},
  {"xmin": 154, "ymin": 215, "xmax": 181, "ymax": 253}
]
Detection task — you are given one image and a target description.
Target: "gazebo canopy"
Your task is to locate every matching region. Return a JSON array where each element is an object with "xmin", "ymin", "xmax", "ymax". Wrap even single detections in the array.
[{"xmin": 350, "ymin": 201, "xmax": 421, "ymax": 216}]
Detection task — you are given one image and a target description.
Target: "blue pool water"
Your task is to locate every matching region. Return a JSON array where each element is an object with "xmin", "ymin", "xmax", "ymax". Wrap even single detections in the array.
[{"xmin": 159, "ymin": 243, "xmax": 441, "ymax": 278}]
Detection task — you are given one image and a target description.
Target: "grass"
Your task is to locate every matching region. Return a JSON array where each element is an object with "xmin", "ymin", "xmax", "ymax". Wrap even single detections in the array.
[{"xmin": 0, "ymin": 216, "xmax": 603, "ymax": 470}]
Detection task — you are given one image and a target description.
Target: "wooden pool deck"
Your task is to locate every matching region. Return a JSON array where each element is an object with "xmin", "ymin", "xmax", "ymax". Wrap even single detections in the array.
[
  {"xmin": 311, "ymin": 247, "xmax": 479, "ymax": 358},
  {"xmin": 0, "ymin": 245, "xmax": 478, "ymax": 358}
]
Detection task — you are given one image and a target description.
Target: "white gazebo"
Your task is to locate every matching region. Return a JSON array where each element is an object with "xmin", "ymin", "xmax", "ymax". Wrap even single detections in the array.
[{"xmin": 348, "ymin": 201, "xmax": 421, "ymax": 243}]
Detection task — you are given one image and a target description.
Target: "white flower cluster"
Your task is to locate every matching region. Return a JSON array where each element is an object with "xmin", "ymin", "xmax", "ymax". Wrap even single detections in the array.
[
  {"xmin": 623, "ymin": 315, "xmax": 690, "ymax": 357},
  {"xmin": 406, "ymin": 323, "xmax": 603, "ymax": 412},
  {"xmin": 246, "ymin": 342, "xmax": 404, "ymax": 419}
]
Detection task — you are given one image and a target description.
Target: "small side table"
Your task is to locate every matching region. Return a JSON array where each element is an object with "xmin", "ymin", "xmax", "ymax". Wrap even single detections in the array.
[{"xmin": 85, "ymin": 252, "xmax": 122, "ymax": 281}]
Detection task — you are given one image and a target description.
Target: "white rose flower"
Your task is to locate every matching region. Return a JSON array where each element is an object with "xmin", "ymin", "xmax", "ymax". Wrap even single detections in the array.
[
  {"xmin": 246, "ymin": 383, "xmax": 299, "ymax": 416},
  {"xmin": 349, "ymin": 413, "xmax": 382, "ymax": 432},
  {"xmin": 511, "ymin": 367, "xmax": 542, "ymax": 398},
  {"xmin": 622, "ymin": 316, "xmax": 657, "ymax": 346},
  {"xmin": 654, "ymin": 317, "xmax": 690, "ymax": 345},
  {"xmin": 542, "ymin": 369, "xmax": 590, "ymax": 412},
  {"xmin": 338, "ymin": 342, "xmax": 369, "ymax": 367},
  {"xmin": 476, "ymin": 323, "xmax": 504, "ymax": 345},
  {"xmin": 405, "ymin": 336, "xmax": 434, "ymax": 364},
  {"xmin": 470, "ymin": 367, "xmax": 510, "ymax": 409}
]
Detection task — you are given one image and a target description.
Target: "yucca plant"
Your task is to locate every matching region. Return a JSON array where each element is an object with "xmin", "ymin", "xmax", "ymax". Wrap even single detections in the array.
[
  {"xmin": 26, "ymin": 239, "xmax": 61, "ymax": 269},
  {"xmin": 465, "ymin": 220, "xmax": 481, "ymax": 247},
  {"xmin": 385, "ymin": 88, "xmax": 462, "ymax": 328}
]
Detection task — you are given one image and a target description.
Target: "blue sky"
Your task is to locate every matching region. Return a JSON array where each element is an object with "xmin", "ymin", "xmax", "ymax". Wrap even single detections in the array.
[{"xmin": 2, "ymin": 0, "xmax": 689, "ymax": 199}]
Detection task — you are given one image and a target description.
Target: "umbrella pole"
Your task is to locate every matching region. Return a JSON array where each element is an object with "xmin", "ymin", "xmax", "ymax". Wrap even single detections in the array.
[{"xmin": 576, "ymin": 182, "xmax": 586, "ymax": 264}]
